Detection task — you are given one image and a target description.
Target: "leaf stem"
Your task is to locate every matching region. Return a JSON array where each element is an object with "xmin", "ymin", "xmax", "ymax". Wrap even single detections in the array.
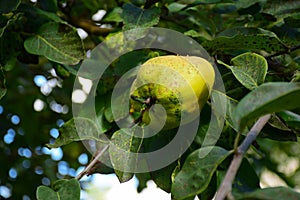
[
  {"xmin": 75, "ymin": 144, "xmax": 109, "ymax": 180},
  {"xmin": 214, "ymin": 114, "xmax": 271, "ymax": 200}
]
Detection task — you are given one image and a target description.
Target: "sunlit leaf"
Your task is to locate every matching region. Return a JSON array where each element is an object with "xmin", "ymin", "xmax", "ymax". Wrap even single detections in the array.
[
  {"xmin": 220, "ymin": 52, "xmax": 268, "ymax": 90},
  {"xmin": 24, "ymin": 22, "xmax": 85, "ymax": 65},
  {"xmin": 122, "ymin": 3, "xmax": 160, "ymax": 30},
  {"xmin": 103, "ymin": 7, "xmax": 123, "ymax": 22},
  {"xmin": 47, "ymin": 117, "xmax": 107, "ymax": 148},
  {"xmin": 36, "ymin": 179, "xmax": 80, "ymax": 200},
  {"xmin": 234, "ymin": 82, "xmax": 300, "ymax": 131},
  {"xmin": 109, "ymin": 127, "xmax": 144, "ymax": 182}
]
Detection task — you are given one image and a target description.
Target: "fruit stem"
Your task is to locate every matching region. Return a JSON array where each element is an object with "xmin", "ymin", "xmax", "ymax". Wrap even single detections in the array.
[
  {"xmin": 130, "ymin": 95, "xmax": 155, "ymax": 126},
  {"xmin": 130, "ymin": 95, "xmax": 154, "ymax": 105}
]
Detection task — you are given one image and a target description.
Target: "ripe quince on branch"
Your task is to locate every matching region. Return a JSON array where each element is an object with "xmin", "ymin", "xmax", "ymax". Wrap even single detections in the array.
[{"xmin": 129, "ymin": 55, "xmax": 215, "ymax": 130}]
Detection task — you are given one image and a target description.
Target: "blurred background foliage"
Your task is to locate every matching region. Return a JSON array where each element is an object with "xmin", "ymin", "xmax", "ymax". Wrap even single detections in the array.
[{"xmin": 0, "ymin": 0, "xmax": 300, "ymax": 199}]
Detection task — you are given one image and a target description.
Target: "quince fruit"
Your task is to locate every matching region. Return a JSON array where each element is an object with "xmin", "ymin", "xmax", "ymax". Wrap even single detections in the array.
[{"xmin": 129, "ymin": 55, "xmax": 215, "ymax": 130}]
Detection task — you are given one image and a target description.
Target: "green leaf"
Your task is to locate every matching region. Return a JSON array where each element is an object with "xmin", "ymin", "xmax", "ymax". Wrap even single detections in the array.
[
  {"xmin": 0, "ymin": 68, "xmax": 6, "ymax": 100},
  {"xmin": 17, "ymin": 4, "xmax": 64, "ymax": 24},
  {"xmin": 203, "ymin": 27, "xmax": 287, "ymax": 54},
  {"xmin": 0, "ymin": 0, "xmax": 20, "ymax": 14},
  {"xmin": 171, "ymin": 146, "xmax": 232, "ymax": 200},
  {"xmin": 39, "ymin": 0, "xmax": 58, "ymax": 12},
  {"xmin": 235, "ymin": 0, "xmax": 266, "ymax": 10},
  {"xmin": 213, "ymin": 3, "xmax": 237, "ymax": 14},
  {"xmin": 197, "ymin": 173, "xmax": 217, "ymax": 200},
  {"xmin": 47, "ymin": 117, "xmax": 106, "ymax": 148},
  {"xmin": 122, "ymin": 3, "xmax": 160, "ymax": 30},
  {"xmin": 32, "ymin": 7, "xmax": 65, "ymax": 24},
  {"xmin": 225, "ymin": 52, "xmax": 268, "ymax": 90},
  {"xmin": 260, "ymin": 123, "xmax": 297, "ymax": 141},
  {"xmin": 103, "ymin": 7, "xmax": 123, "ymax": 22},
  {"xmin": 234, "ymin": 187, "xmax": 300, "ymax": 200},
  {"xmin": 268, "ymin": 114, "xmax": 290, "ymax": 131},
  {"xmin": 277, "ymin": 110, "xmax": 300, "ymax": 131},
  {"xmin": 284, "ymin": 14, "xmax": 300, "ymax": 28},
  {"xmin": 24, "ymin": 22, "xmax": 85, "ymax": 65},
  {"xmin": 135, "ymin": 173, "xmax": 151, "ymax": 192},
  {"xmin": 36, "ymin": 179, "xmax": 80, "ymax": 200},
  {"xmin": 0, "ymin": 29, "xmax": 23, "ymax": 67},
  {"xmin": 151, "ymin": 162, "xmax": 179, "ymax": 193},
  {"xmin": 233, "ymin": 159, "xmax": 260, "ymax": 193},
  {"xmin": 179, "ymin": 0, "xmax": 222, "ymax": 4},
  {"xmin": 234, "ymin": 82, "xmax": 300, "ymax": 131},
  {"xmin": 211, "ymin": 90, "xmax": 239, "ymax": 131},
  {"xmin": 167, "ymin": 2, "xmax": 186, "ymax": 13},
  {"xmin": 263, "ymin": 1, "xmax": 300, "ymax": 18},
  {"xmin": 109, "ymin": 127, "xmax": 144, "ymax": 182}
]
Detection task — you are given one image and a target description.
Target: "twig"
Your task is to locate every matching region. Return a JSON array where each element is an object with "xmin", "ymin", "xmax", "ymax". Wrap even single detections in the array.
[
  {"xmin": 70, "ymin": 18, "xmax": 114, "ymax": 35},
  {"xmin": 76, "ymin": 144, "xmax": 109, "ymax": 180},
  {"xmin": 215, "ymin": 114, "xmax": 271, "ymax": 200},
  {"xmin": 266, "ymin": 44, "xmax": 300, "ymax": 58}
]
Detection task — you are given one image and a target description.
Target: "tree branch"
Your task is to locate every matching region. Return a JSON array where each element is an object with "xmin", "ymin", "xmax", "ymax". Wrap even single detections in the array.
[
  {"xmin": 266, "ymin": 44, "xmax": 300, "ymax": 58},
  {"xmin": 215, "ymin": 114, "xmax": 271, "ymax": 200},
  {"xmin": 76, "ymin": 144, "xmax": 109, "ymax": 180},
  {"xmin": 70, "ymin": 18, "xmax": 114, "ymax": 36}
]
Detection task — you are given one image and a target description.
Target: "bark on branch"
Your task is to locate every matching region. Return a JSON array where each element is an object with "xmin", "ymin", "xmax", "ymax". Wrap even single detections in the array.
[{"xmin": 215, "ymin": 114, "xmax": 271, "ymax": 200}]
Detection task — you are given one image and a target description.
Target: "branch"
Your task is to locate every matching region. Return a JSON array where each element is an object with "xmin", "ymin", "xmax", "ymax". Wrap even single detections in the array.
[
  {"xmin": 70, "ymin": 18, "xmax": 114, "ymax": 36},
  {"xmin": 214, "ymin": 114, "xmax": 271, "ymax": 200},
  {"xmin": 266, "ymin": 44, "xmax": 300, "ymax": 58},
  {"xmin": 76, "ymin": 144, "xmax": 109, "ymax": 180}
]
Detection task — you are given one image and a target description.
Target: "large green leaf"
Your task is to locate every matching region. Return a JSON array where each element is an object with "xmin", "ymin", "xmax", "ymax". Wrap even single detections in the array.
[
  {"xmin": 171, "ymin": 146, "xmax": 232, "ymax": 200},
  {"xmin": 234, "ymin": 187, "xmax": 300, "ymax": 200},
  {"xmin": 203, "ymin": 27, "xmax": 287, "ymax": 54},
  {"xmin": 234, "ymin": 82, "xmax": 300, "ymax": 131},
  {"xmin": 24, "ymin": 22, "xmax": 85, "ymax": 65},
  {"xmin": 109, "ymin": 127, "xmax": 144, "ymax": 182},
  {"xmin": 47, "ymin": 117, "xmax": 107, "ymax": 148},
  {"xmin": 36, "ymin": 179, "xmax": 80, "ymax": 200},
  {"xmin": 122, "ymin": 3, "xmax": 160, "ymax": 30},
  {"xmin": 219, "ymin": 52, "xmax": 268, "ymax": 90}
]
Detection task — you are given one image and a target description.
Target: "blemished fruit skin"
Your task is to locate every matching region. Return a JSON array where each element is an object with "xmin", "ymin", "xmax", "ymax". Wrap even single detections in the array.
[{"xmin": 129, "ymin": 55, "xmax": 215, "ymax": 130}]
